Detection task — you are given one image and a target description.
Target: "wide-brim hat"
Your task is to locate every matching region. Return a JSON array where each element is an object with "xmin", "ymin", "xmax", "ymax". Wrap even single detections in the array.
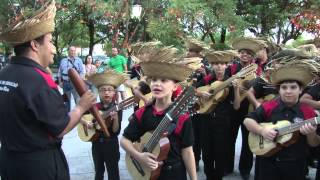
[
  {"xmin": 297, "ymin": 44, "xmax": 320, "ymax": 57},
  {"xmin": 88, "ymin": 70, "xmax": 126, "ymax": 88},
  {"xmin": 256, "ymin": 37, "xmax": 280, "ymax": 55},
  {"xmin": 140, "ymin": 46, "xmax": 193, "ymax": 82},
  {"xmin": 206, "ymin": 50, "xmax": 238, "ymax": 63},
  {"xmin": 176, "ymin": 57, "xmax": 202, "ymax": 70},
  {"xmin": 0, "ymin": 0, "xmax": 56, "ymax": 46},
  {"xmin": 269, "ymin": 58, "xmax": 319, "ymax": 87},
  {"xmin": 185, "ymin": 38, "xmax": 209, "ymax": 52},
  {"xmin": 141, "ymin": 61, "xmax": 193, "ymax": 82},
  {"xmin": 232, "ymin": 37, "xmax": 267, "ymax": 55}
]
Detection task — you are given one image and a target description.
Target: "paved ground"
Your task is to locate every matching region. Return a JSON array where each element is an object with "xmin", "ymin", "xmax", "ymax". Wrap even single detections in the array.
[{"xmin": 62, "ymin": 107, "xmax": 317, "ymax": 180}]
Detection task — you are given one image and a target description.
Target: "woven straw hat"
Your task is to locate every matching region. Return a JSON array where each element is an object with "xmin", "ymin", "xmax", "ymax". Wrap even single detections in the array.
[
  {"xmin": 140, "ymin": 46, "xmax": 193, "ymax": 82},
  {"xmin": 185, "ymin": 38, "xmax": 209, "ymax": 52},
  {"xmin": 297, "ymin": 44, "xmax": 320, "ymax": 57},
  {"xmin": 0, "ymin": 1, "xmax": 56, "ymax": 46},
  {"xmin": 256, "ymin": 37, "xmax": 280, "ymax": 55},
  {"xmin": 205, "ymin": 50, "xmax": 238, "ymax": 63},
  {"xmin": 176, "ymin": 56, "xmax": 202, "ymax": 70},
  {"xmin": 130, "ymin": 41, "xmax": 162, "ymax": 64},
  {"xmin": 88, "ymin": 70, "xmax": 126, "ymax": 88},
  {"xmin": 232, "ymin": 37, "xmax": 267, "ymax": 55},
  {"xmin": 269, "ymin": 57, "xmax": 320, "ymax": 87}
]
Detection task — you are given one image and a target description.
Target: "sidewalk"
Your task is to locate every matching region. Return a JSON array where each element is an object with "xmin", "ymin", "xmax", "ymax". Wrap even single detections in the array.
[{"xmin": 62, "ymin": 108, "xmax": 317, "ymax": 180}]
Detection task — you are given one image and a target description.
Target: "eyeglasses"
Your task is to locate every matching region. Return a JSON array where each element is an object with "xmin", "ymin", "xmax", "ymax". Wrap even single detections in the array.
[{"xmin": 99, "ymin": 88, "xmax": 115, "ymax": 92}]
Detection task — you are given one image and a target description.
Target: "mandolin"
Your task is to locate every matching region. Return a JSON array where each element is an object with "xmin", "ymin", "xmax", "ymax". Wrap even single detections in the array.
[
  {"xmin": 77, "ymin": 96, "xmax": 136, "ymax": 142},
  {"xmin": 196, "ymin": 63, "xmax": 257, "ymax": 114},
  {"xmin": 249, "ymin": 117, "xmax": 320, "ymax": 157}
]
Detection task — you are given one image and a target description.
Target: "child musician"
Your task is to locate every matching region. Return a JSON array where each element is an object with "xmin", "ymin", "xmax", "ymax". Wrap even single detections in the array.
[{"xmin": 120, "ymin": 46, "xmax": 197, "ymax": 180}]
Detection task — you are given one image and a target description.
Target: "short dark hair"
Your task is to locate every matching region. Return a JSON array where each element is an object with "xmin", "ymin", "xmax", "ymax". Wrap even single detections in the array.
[
  {"xmin": 276, "ymin": 80, "xmax": 302, "ymax": 90},
  {"xmin": 13, "ymin": 35, "xmax": 46, "ymax": 56},
  {"xmin": 138, "ymin": 81, "xmax": 151, "ymax": 95}
]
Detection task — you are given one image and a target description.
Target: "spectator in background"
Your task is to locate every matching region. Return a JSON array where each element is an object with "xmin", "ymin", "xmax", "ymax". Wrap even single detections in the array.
[
  {"xmin": 108, "ymin": 47, "xmax": 127, "ymax": 101},
  {"xmin": 108, "ymin": 48, "xmax": 127, "ymax": 73},
  {"xmin": 58, "ymin": 46, "xmax": 85, "ymax": 111},
  {"xmin": 84, "ymin": 55, "xmax": 96, "ymax": 78}
]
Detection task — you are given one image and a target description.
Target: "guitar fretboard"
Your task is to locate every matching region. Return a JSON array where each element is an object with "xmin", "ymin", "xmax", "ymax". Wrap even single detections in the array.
[{"xmin": 277, "ymin": 117, "xmax": 319, "ymax": 136}]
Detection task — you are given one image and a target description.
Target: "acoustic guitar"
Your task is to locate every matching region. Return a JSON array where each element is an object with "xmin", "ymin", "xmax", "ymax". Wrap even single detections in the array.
[
  {"xmin": 125, "ymin": 86, "xmax": 197, "ymax": 180},
  {"xmin": 248, "ymin": 117, "xmax": 320, "ymax": 157},
  {"xmin": 77, "ymin": 96, "xmax": 136, "ymax": 142},
  {"xmin": 196, "ymin": 63, "xmax": 257, "ymax": 114}
]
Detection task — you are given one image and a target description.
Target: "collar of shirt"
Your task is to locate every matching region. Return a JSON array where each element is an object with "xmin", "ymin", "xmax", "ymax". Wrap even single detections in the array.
[
  {"xmin": 10, "ymin": 56, "xmax": 48, "ymax": 74},
  {"xmin": 277, "ymin": 98, "xmax": 300, "ymax": 114}
]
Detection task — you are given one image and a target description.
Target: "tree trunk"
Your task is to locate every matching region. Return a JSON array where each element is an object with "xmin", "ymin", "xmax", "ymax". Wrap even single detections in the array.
[
  {"xmin": 220, "ymin": 28, "xmax": 226, "ymax": 43},
  {"xmin": 88, "ymin": 19, "xmax": 95, "ymax": 55}
]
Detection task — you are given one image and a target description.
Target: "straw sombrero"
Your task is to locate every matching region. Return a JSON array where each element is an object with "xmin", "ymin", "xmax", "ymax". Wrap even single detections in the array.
[
  {"xmin": 256, "ymin": 37, "xmax": 280, "ymax": 55},
  {"xmin": 232, "ymin": 37, "xmax": 267, "ymax": 55},
  {"xmin": 88, "ymin": 70, "xmax": 126, "ymax": 88},
  {"xmin": 185, "ymin": 38, "xmax": 209, "ymax": 52},
  {"xmin": 269, "ymin": 57, "xmax": 320, "ymax": 87},
  {"xmin": 205, "ymin": 50, "xmax": 238, "ymax": 63},
  {"xmin": 297, "ymin": 44, "xmax": 320, "ymax": 57},
  {"xmin": 140, "ymin": 46, "xmax": 193, "ymax": 82},
  {"xmin": 0, "ymin": 0, "xmax": 56, "ymax": 46},
  {"xmin": 130, "ymin": 41, "xmax": 162, "ymax": 64}
]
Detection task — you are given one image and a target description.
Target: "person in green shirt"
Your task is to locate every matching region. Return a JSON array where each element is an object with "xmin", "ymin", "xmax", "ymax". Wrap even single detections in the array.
[{"xmin": 108, "ymin": 48, "xmax": 127, "ymax": 73}]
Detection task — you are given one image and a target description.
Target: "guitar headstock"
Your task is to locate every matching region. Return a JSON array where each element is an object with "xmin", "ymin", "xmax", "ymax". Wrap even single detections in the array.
[
  {"xmin": 236, "ymin": 63, "xmax": 258, "ymax": 79},
  {"xmin": 119, "ymin": 96, "xmax": 137, "ymax": 110},
  {"xmin": 168, "ymin": 86, "xmax": 198, "ymax": 119}
]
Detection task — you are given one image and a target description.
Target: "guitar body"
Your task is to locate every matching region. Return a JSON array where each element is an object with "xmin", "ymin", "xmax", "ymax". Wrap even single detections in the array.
[
  {"xmin": 249, "ymin": 120, "xmax": 299, "ymax": 157},
  {"xmin": 125, "ymin": 132, "xmax": 170, "ymax": 180},
  {"xmin": 77, "ymin": 113, "xmax": 102, "ymax": 142},
  {"xmin": 196, "ymin": 81, "xmax": 229, "ymax": 114}
]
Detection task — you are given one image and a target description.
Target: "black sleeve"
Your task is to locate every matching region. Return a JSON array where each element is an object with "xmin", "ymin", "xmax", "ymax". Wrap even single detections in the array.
[
  {"xmin": 307, "ymin": 84, "xmax": 320, "ymax": 100},
  {"xmin": 28, "ymin": 88, "xmax": 70, "ymax": 136},
  {"xmin": 179, "ymin": 118, "xmax": 194, "ymax": 148},
  {"xmin": 122, "ymin": 114, "xmax": 145, "ymax": 142},
  {"xmin": 246, "ymin": 105, "xmax": 266, "ymax": 123},
  {"xmin": 252, "ymin": 77, "xmax": 264, "ymax": 99}
]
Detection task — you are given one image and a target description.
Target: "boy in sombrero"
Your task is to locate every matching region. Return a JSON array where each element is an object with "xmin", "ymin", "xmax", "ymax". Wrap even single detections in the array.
[
  {"xmin": 81, "ymin": 70, "xmax": 126, "ymax": 180},
  {"xmin": 244, "ymin": 57, "xmax": 320, "ymax": 180},
  {"xmin": 120, "ymin": 47, "xmax": 197, "ymax": 180},
  {"xmin": 195, "ymin": 50, "xmax": 241, "ymax": 180}
]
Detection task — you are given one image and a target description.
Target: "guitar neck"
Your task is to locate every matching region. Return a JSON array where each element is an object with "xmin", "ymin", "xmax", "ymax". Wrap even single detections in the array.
[
  {"xmin": 143, "ymin": 114, "xmax": 172, "ymax": 153},
  {"xmin": 211, "ymin": 75, "xmax": 238, "ymax": 95},
  {"xmin": 277, "ymin": 117, "xmax": 320, "ymax": 136}
]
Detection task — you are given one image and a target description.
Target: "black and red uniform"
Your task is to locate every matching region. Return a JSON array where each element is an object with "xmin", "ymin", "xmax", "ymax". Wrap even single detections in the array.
[
  {"xmin": 247, "ymin": 98, "xmax": 316, "ymax": 180},
  {"xmin": 197, "ymin": 72, "xmax": 235, "ymax": 180},
  {"xmin": 123, "ymin": 103, "xmax": 194, "ymax": 180},
  {"xmin": 225, "ymin": 60, "xmax": 255, "ymax": 176},
  {"xmin": 0, "ymin": 57, "xmax": 70, "ymax": 180},
  {"xmin": 303, "ymin": 83, "xmax": 320, "ymax": 180},
  {"xmin": 91, "ymin": 102, "xmax": 122, "ymax": 180}
]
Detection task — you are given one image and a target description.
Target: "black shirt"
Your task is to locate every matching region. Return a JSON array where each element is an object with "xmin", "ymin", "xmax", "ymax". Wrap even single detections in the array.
[
  {"xmin": 123, "ymin": 103, "xmax": 194, "ymax": 164},
  {"xmin": 252, "ymin": 77, "xmax": 277, "ymax": 99},
  {"xmin": 197, "ymin": 72, "xmax": 235, "ymax": 117},
  {"xmin": 95, "ymin": 102, "xmax": 122, "ymax": 140},
  {"xmin": 0, "ymin": 56, "xmax": 69, "ymax": 152},
  {"xmin": 247, "ymin": 98, "xmax": 316, "ymax": 160}
]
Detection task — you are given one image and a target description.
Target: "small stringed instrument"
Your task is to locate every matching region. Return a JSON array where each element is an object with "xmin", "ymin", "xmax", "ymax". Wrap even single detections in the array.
[
  {"xmin": 196, "ymin": 63, "xmax": 257, "ymax": 114},
  {"xmin": 125, "ymin": 86, "xmax": 197, "ymax": 180},
  {"xmin": 68, "ymin": 68, "xmax": 111, "ymax": 137},
  {"xmin": 249, "ymin": 117, "xmax": 320, "ymax": 157},
  {"xmin": 77, "ymin": 96, "xmax": 136, "ymax": 142}
]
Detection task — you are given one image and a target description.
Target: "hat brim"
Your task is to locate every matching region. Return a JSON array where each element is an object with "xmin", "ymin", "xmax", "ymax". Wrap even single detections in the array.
[
  {"xmin": 88, "ymin": 72, "xmax": 125, "ymax": 88},
  {"xmin": 141, "ymin": 61, "xmax": 193, "ymax": 82},
  {"xmin": 270, "ymin": 67, "xmax": 314, "ymax": 87},
  {"xmin": 232, "ymin": 39, "xmax": 265, "ymax": 54}
]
